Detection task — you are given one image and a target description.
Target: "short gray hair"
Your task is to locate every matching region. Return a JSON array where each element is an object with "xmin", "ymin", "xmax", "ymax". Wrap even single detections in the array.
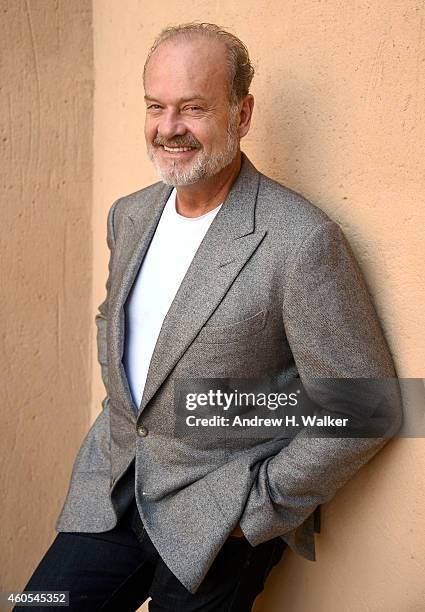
[{"xmin": 143, "ymin": 22, "xmax": 254, "ymax": 107}]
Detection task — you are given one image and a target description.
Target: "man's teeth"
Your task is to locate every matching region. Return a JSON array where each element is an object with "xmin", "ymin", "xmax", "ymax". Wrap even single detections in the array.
[{"xmin": 163, "ymin": 145, "xmax": 194, "ymax": 152}]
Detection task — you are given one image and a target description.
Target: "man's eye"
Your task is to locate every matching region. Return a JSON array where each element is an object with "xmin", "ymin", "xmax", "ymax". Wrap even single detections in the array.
[
  {"xmin": 185, "ymin": 106, "xmax": 201, "ymax": 112},
  {"xmin": 148, "ymin": 104, "xmax": 162, "ymax": 110}
]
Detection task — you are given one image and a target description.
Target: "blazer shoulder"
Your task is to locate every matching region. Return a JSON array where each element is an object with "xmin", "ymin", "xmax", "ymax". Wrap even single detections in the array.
[{"xmin": 258, "ymin": 173, "xmax": 332, "ymax": 225}]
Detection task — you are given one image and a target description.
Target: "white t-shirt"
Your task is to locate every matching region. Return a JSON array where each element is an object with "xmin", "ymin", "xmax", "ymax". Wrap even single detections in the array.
[{"xmin": 123, "ymin": 188, "xmax": 222, "ymax": 411}]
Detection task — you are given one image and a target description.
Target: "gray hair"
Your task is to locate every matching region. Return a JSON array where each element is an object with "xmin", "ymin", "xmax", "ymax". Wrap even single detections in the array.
[{"xmin": 143, "ymin": 22, "xmax": 254, "ymax": 107}]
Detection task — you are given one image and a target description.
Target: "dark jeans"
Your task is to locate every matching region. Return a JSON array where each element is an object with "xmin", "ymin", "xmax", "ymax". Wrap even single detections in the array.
[{"xmin": 16, "ymin": 500, "xmax": 287, "ymax": 611}]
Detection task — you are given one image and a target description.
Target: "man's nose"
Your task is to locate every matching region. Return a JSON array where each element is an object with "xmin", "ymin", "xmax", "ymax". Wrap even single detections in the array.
[{"xmin": 157, "ymin": 110, "xmax": 186, "ymax": 141}]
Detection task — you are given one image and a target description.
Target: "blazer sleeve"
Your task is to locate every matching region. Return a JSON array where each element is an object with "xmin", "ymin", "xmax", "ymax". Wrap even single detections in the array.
[
  {"xmin": 239, "ymin": 220, "xmax": 402, "ymax": 545},
  {"xmin": 95, "ymin": 198, "xmax": 121, "ymax": 396}
]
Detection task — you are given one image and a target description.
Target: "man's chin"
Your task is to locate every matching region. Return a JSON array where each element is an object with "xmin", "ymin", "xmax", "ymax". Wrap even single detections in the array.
[
  {"xmin": 148, "ymin": 148, "xmax": 237, "ymax": 186},
  {"xmin": 159, "ymin": 174, "xmax": 203, "ymax": 187},
  {"xmin": 150, "ymin": 158, "xmax": 203, "ymax": 186}
]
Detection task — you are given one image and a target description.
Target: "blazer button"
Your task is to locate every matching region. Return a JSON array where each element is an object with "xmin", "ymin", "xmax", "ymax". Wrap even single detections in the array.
[{"xmin": 137, "ymin": 425, "xmax": 149, "ymax": 437}]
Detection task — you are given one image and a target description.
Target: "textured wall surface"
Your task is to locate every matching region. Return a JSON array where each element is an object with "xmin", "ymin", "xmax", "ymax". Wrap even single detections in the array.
[
  {"xmin": 2, "ymin": 0, "xmax": 423, "ymax": 608},
  {"xmin": 0, "ymin": 0, "xmax": 93, "ymax": 593},
  {"xmin": 93, "ymin": 2, "xmax": 425, "ymax": 611}
]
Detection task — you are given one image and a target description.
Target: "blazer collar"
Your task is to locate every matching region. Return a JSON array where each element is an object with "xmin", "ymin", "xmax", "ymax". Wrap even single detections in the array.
[{"xmin": 128, "ymin": 151, "xmax": 259, "ymax": 243}]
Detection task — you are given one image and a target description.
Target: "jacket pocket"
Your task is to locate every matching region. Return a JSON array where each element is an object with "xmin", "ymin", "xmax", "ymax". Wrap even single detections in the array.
[{"xmin": 195, "ymin": 310, "xmax": 268, "ymax": 344}]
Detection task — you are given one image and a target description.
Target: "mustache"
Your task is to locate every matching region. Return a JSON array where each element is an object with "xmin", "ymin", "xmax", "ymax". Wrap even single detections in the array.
[{"xmin": 153, "ymin": 134, "xmax": 201, "ymax": 148}]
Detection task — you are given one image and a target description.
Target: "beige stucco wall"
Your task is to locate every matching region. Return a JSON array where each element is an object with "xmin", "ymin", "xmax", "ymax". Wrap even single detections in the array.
[
  {"xmin": 0, "ymin": 0, "xmax": 93, "ymax": 595},
  {"xmin": 93, "ymin": 1, "xmax": 425, "ymax": 611},
  {"xmin": 2, "ymin": 0, "xmax": 424, "ymax": 609}
]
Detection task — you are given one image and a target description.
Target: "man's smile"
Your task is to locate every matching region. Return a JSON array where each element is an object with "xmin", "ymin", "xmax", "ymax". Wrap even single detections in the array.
[
  {"xmin": 159, "ymin": 144, "xmax": 199, "ymax": 156},
  {"xmin": 163, "ymin": 145, "xmax": 194, "ymax": 152}
]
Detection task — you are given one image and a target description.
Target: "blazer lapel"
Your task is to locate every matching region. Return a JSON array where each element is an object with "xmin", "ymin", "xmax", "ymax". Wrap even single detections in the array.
[
  {"xmin": 109, "ymin": 182, "xmax": 173, "ymax": 413},
  {"xmin": 138, "ymin": 153, "xmax": 266, "ymax": 414}
]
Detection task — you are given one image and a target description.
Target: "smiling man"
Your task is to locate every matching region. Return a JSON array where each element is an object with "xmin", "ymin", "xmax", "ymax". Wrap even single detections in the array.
[
  {"xmin": 19, "ymin": 22, "xmax": 401, "ymax": 612},
  {"xmin": 143, "ymin": 32, "xmax": 249, "ymax": 216}
]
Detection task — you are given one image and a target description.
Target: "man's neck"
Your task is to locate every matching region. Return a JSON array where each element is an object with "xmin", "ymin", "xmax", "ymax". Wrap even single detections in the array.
[{"xmin": 175, "ymin": 151, "xmax": 242, "ymax": 218}]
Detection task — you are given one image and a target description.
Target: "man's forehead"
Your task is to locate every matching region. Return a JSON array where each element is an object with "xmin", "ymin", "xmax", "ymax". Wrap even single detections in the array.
[
  {"xmin": 144, "ymin": 37, "xmax": 230, "ymax": 102},
  {"xmin": 145, "ymin": 37, "xmax": 228, "ymax": 78}
]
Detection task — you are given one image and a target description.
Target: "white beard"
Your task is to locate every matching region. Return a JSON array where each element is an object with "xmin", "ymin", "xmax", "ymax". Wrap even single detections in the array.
[{"xmin": 147, "ymin": 112, "xmax": 240, "ymax": 186}]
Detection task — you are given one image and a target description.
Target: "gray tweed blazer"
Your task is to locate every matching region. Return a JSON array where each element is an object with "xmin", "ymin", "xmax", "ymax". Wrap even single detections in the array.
[{"xmin": 56, "ymin": 152, "xmax": 401, "ymax": 593}]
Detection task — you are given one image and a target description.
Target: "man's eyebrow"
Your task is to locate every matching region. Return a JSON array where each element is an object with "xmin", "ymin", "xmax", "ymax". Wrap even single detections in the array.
[{"xmin": 144, "ymin": 94, "xmax": 208, "ymax": 104}]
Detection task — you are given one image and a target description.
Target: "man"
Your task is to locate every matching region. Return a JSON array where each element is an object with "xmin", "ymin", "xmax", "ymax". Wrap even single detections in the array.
[{"xmin": 20, "ymin": 22, "xmax": 401, "ymax": 611}]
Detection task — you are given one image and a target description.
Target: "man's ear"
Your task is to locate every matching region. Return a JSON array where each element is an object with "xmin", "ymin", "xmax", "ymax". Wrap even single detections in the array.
[{"xmin": 238, "ymin": 94, "xmax": 254, "ymax": 139}]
